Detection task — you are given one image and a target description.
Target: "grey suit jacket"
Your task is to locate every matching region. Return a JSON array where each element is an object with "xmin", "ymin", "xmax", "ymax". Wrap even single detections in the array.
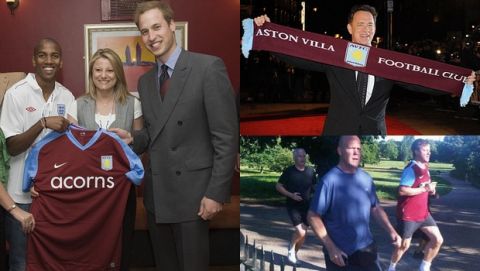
[{"xmin": 133, "ymin": 49, "xmax": 238, "ymax": 223}]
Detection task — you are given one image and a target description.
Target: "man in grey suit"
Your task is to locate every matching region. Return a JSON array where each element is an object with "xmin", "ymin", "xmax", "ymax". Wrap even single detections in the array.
[{"xmin": 111, "ymin": 1, "xmax": 238, "ymax": 270}]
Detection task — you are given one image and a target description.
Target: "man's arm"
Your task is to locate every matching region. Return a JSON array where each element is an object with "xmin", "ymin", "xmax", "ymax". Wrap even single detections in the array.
[
  {"xmin": 6, "ymin": 116, "xmax": 69, "ymax": 156},
  {"xmin": 398, "ymin": 185, "xmax": 429, "ymax": 196},
  {"xmin": 371, "ymin": 205, "xmax": 401, "ymax": 248},
  {"xmin": 198, "ymin": 57, "xmax": 238, "ymax": 220},
  {"xmin": 0, "ymin": 184, "xmax": 35, "ymax": 233},
  {"xmin": 275, "ymin": 182, "xmax": 302, "ymax": 201},
  {"xmin": 307, "ymin": 210, "xmax": 347, "ymax": 267},
  {"xmin": 108, "ymin": 127, "xmax": 149, "ymax": 155}
]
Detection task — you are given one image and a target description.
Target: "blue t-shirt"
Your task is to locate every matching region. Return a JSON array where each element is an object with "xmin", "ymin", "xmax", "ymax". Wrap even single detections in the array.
[{"xmin": 310, "ymin": 166, "xmax": 379, "ymax": 255}]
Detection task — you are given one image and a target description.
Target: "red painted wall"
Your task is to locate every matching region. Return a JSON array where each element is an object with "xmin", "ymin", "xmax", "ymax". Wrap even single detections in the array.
[
  {"xmin": 0, "ymin": 0, "xmax": 240, "ymax": 96},
  {"xmin": 0, "ymin": 0, "xmax": 240, "ymax": 195}
]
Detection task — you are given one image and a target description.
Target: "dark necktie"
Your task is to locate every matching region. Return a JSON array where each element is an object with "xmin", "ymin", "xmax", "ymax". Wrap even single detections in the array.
[
  {"xmin": 357, "ymin": 72, "xmax": 368, "ymax": 108},
  {"xmin": 159, "ymin": 64, "xmax": 170, "ymax": 100}
]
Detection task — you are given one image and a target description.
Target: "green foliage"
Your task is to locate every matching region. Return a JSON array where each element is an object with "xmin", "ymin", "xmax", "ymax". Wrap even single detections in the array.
[
  {"xmin": 361, "ymin": 138, "xmax": 380, "ymax": 165},
  {"xmin": 433, "ymin": 141, "xmax": 456, "ymax": 163},
  {"xmin": 398, "ymin": 136, "xmax": 415, "ymax": 161},
  {"xmin": 241, "ymin": 136, "xmax": 315, "ymax": 173},
  {"xmin": 268, "ymin": 145, "xmax": 294, "ymax": 172},
  {"xmin": 445, "ymin": 136, "xmax": 480, "ymax": 187},
  {"xmin": 380, "ymin": 140, "xmax": 399, "ymax": 160}
]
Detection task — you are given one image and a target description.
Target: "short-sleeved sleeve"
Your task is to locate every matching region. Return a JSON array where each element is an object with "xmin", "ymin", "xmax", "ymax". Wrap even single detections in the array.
[
  {"xmin": 278, "ymin": 168, "xmax": 288, "ymax": 185},
  {"xmin": 309, "ymin": 178, "xmax": 331, "ymax": 216},
  {"xmin": 133, "ymin": 97, "xmax": 142, "ymax": 119},
  {"xmin": 0, "ymin": 88, "xmax": 25, "ymax": 138},
  {"xmin": 0, "ymin": 129, "xmax": 9, "ymax": 187},
  {"xmin": 400, "ymin": 166, "xmax": 415, "ymax": 187},
  {"xmin": 67, "ymin": 100, "xmax": 78, "ymax": 121}
]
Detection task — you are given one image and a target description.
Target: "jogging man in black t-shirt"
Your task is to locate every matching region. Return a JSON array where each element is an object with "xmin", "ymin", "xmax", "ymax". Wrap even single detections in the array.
[{"xmin": 276, "ymin": 148, "xmax": 316, "ymax": 264}]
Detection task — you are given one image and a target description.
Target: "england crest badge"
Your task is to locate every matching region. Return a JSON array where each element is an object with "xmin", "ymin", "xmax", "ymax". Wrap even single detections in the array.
[{"xmin": 57, "ymin": 104, "xmax": 66, "ymax": 116}]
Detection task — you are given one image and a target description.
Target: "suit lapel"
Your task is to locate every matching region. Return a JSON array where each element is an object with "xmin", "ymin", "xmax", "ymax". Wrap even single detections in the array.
[
  {"xmin": 333, "ymin": 67, "xmax": 362, "ymax": 107},
  {"xmin": 144, "ymin": 68, "xmax": 162, "ymax": 121},
  {"xmin": 150, "ymin": 50, "xmax": 191, "ymax": 143}
]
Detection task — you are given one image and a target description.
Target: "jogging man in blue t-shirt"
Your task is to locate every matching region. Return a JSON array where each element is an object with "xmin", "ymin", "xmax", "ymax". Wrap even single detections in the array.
[{"xmin": 308, "ymin": 135, "xmax": 401, "ymax": 271}]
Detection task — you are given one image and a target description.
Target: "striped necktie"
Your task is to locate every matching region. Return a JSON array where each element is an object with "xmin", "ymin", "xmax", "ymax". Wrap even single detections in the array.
[
  {"xmin": 357, "ymin": 72, "xmax": 368, "ymax": 108},
  {"xmin": 159, "ymin": 64, "xmax": 170, "ymax": 100}
]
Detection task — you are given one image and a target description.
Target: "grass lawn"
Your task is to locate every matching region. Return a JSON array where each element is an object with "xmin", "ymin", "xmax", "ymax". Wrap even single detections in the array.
[
  {"xmin": 241, "ymin": 160, "xmax": 453, "ymax": 204},
  {"xmin": 240, "ymin": 168, "xmax": 284, "ymax": 205}
]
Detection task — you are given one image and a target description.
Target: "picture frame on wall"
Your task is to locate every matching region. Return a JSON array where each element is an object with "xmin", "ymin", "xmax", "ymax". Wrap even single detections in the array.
[{"xmin": 83, "ymin": 22, "xmax": 188, "ymax": 93}]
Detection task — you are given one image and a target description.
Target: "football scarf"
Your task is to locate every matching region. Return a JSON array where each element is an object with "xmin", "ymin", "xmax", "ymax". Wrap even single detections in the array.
[{"xmin": 242, "ymin": 19, "xmax": 476, "ymax": 106}]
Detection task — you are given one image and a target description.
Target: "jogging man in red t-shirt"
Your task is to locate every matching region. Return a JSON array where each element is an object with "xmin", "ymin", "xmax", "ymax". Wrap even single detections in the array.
[{"xmin": 388, "ymin": 139, "xmax": 443, "ymax": 271}]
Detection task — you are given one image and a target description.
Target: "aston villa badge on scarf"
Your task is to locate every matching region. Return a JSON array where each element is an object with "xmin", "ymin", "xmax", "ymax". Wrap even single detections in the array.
[
  {"xmin": 57, "ymin": 104, "xmax": 66, "ymax": 116},
  {"xmin": 345, "ymin": 43, "xmax": 370, "ymax": 67},
  {"xmin": 101, "ymin": 155, "xmax": 113, "ymax": 171}
]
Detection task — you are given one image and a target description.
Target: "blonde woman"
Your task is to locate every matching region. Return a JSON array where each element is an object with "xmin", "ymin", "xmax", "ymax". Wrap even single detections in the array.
[{"xmin": 67, "ymin": 48, "xmax": 143, "ymax": 270}]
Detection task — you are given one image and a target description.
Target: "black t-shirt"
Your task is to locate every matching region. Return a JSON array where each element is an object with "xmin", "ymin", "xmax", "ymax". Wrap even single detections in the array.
[{"xmin": 278, "ymin": 165, "xmax": 316, "ymax": 207}]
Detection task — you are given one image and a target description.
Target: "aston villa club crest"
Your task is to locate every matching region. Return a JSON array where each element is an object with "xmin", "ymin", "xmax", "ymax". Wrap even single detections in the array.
[
  {"xmin": 101, "ymin": 155, "xmax": 113, "ymax": 171},
  {"xmin": 345, "ymin": 42, "xmax": 370, "ymax": 67},
  {"xmin": 57, "ymin": 104, "xmax": 66, "ymax": 116}
]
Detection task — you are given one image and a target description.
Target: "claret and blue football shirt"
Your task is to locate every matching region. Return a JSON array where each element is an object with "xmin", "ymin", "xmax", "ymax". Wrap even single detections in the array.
[{"xmin": 23, "ymin": 125, "xmax": 144, "ymax": 271}]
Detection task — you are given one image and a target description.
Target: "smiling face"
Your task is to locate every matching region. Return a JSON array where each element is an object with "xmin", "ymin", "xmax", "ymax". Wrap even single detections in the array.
[
  {"xmin": 92, "ymin": 57, "xmax": 117, "ymax": 93},
  {"xmin": 415, "ymin": 144, "xmax": 431, "ymax": 164},
  {"xmin": 32, "ymin": 40, "xmax": 63, "ymax": 84},
  {"xmin": 337, "ymin": 136, "xmax": 362, "ymax": 173},
  {"xmin": 138, "ymin": 8, "xmax": 177, "ymax": 63},
  {"xmin": 347, "ymin": 10, "xmax": 376, "ymax": 46}
]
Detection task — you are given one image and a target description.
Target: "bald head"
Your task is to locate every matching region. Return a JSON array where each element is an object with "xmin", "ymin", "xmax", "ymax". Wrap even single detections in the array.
[
  {"xmin": 338, "ymin": 136, "xmax": 360, "ymax": 148},
  {"xmin": 337, "ymin": 136, "xmax": 361, "ymax": 173}
]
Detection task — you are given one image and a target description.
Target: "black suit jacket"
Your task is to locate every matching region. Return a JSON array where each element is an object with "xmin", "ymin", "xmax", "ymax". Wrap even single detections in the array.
[
  {"xmin": 277, "ymin": 54, "xmax": 395, "ymax": 135},
  {"xmin": 133, "ymin": 49, "xmax": 238, "ymax": 223}
]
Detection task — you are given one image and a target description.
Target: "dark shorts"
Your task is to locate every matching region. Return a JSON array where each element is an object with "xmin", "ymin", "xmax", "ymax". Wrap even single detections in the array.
[
  {"xmin": 286, "ymin": 203, "xmax": 309, "ymax": 227},
  {"xmin": 398, "ymin": 214, "xmax": 437, "ymax": 239},
  {"xmin": 323, "ymin": 242, "xmax": 382, "ymax": 271}
]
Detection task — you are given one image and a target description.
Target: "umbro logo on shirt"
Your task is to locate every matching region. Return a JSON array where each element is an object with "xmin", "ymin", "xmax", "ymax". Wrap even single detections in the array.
[
  {"xmin": 54, "ymin": 162, "xmax": 68, "ymax": 169},
  {"xmin": 26, "ymin": 106, "xmax": 37, "ymax": 112}
]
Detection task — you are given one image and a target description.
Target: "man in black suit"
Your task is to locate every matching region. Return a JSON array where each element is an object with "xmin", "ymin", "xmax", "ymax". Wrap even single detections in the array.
[
  {"xmin": 254, "ymin": 5, "xmax": 477, "ymax": 135},
  {"xmin": 111, "ymin": 1, "xmax": 238, "ymax": 270}
]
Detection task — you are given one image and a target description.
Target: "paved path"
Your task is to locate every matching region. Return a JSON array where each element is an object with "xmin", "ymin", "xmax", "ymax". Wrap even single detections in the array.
[{"xmin": 240, "ymin": 173, "xmax": 480, "ymax": 270}]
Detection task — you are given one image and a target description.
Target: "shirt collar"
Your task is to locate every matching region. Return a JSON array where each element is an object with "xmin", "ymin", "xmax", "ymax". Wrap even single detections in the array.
[
  {"xmin": 157, "ymin": 45, "xmax": 182, "ymax": 78},
  {"xmin": 26, "ymin": 73, "xmax": 59, "ymax": 96}
]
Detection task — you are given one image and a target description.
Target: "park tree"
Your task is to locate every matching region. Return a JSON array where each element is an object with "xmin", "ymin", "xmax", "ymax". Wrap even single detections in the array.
[
  {"xmin": 240, "ymin": 137, "xmax": 278, "ymax": 172},
  {"xmin": 380, "ymin": 140, "xmax": 399, "ymax": 160},
  {"xmin": 269, "ymin": 145, "xmax": 296, "ymax": 172},
  {"xmin": 428, "ymin": 141, "xmax": 439, "ymax": 162},
  {"xmin": 434, "ymin": 141, "xmax": 456, "ymax": 163},
  {"xmin": 451, "ymin": 136, "xmax": 480, "ymax": 185},
  {"xmin": 398, "ymin": 136, "xmax": 415, "ymax": 161},
  {"xmin": 240, "ymin": 137, "xmax": 300, "ymax": 173},
  {"xmin": 361, "ymin": 136, "xmax": 381, "ymax": 165}
]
